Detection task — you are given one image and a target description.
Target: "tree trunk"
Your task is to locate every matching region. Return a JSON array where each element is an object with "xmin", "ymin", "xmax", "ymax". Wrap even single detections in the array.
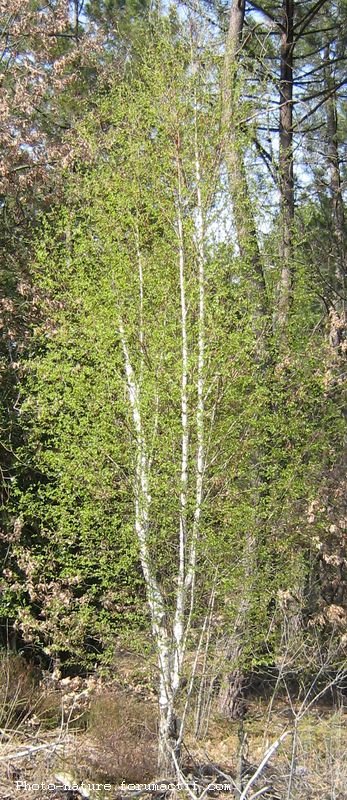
[
  {"xmin": 157, "ymin": 695, "xmax": 180, "ymax": 777},
  {"xmin": 277, "ymin": 0, "xmax": 294, "ymax": 331},
  {"xmin": 324, "ymin": 46, "xmax": 346, "ymax": 323},
  {"xmin": 222, "ymin": 0, "xmax": 267, "ymax": 324},
  {"xmin": 218, "ymin": 553, "xmax": 254, "ymax": 722},
  {"xmin": 219, "ymin": 665, "xmax": 246, "ymax": 720},
  {"xmin": 220, "ymin": 0, "xmax": 268, "ymax": 722}
]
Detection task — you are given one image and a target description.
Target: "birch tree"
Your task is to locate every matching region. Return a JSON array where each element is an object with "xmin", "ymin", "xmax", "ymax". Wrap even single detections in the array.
[
  {"xmin": 9, "ymin": 1, "xmax": 346, "ymax": 766},
  {"xmin": 28, "ymin": 20, "xmax": 239, "ymax": 775},
  {"xmin": 102, "ymin": 33, "xmax": 218, "ymax": 775}
]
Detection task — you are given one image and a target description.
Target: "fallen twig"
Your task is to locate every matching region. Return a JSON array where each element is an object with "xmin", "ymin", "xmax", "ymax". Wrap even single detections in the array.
[
  {"xmin": 239, "ymin": 731, "xmax": 290, "ymax": 800},
  {"xmin": 0, "ymin": 739, "xmax": 66, "ymax": 762},
  {"xmin": 248, "ymin": 788, "xmax": 271, "ymax": 800}
]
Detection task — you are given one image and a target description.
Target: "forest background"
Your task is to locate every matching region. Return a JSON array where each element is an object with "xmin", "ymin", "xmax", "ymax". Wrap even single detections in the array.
[{"xmin": 0, "ymin": 0, "xmax": 346, "ymax": 788}]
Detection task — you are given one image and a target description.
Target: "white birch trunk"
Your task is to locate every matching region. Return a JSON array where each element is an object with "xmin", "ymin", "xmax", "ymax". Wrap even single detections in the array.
[
  {"xmin": 185, "ymin": 96, "xmax": 205, "ymax": 601},
  {"xmin": 172, "ymin": 145, "xmax": 189, "ymax": 699},
  {"xmin": 118, "ymin": 321, "xmax": 176, "ymax": 774},
  {"xmin": 135, "ymin": 225, "xmax": 145, "ymax": 383}
]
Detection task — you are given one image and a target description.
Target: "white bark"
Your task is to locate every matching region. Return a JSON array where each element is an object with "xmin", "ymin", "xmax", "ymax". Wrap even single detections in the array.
[
  {"xmin": 194, "ymin": 581, "xmax": 216, "ymax": 737},
  {"xmin": 172, "ymin": 146, "xmax": 189, "ymax": 697},
  {"xmin": 135, "ymin": 224, "xmax": 145, "ymax": 384},
  {"xmin": 171, "ymin": 99, "xmax": 207, "ymax": 711},
  {"xmin": 0, "ymin": 741, "xmax": 67, "ymax": 762},
  {"xmin": 118, "ymin": 321, "xmax": 172, "ymax": 714},
  {"xmin": 185, "ymin": 96, "xmax": 206, "ymax": 598}
]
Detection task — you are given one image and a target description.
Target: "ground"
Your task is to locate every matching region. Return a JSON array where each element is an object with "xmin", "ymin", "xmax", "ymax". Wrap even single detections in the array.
[{"xmin": 0, "ymin": 653, "xmax": 346, "ymax": 800}]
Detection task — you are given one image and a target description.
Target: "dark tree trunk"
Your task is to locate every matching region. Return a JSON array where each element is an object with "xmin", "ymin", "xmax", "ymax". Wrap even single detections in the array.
[
  {"xmin": 324, "ymin": 46, "xmax": 346, "ymax": 323},
  {"xmin": 277, "ymin": 0, "xmax": 294, "ymax": 331},
  {"xmin": 218, "ymin": 551, "xmax": 254, "ymax": 722}
]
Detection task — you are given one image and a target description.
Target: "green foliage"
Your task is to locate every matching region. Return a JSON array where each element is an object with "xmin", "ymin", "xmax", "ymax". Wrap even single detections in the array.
[{"xmin": 1, "ymin": 10, "xmax": 345, "ymax": 680}]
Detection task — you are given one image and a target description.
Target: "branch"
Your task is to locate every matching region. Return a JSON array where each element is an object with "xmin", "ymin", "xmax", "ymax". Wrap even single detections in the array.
[
  {"xmin": 179, "ymin": 0, "xmax": 227, "ymax": 31},
  {"xmin": 293, "ymin": 38, "xmax": 337, "ymax": 61},
  {"xmin": 294, "ymin": 79, "xmax": 347, "ymax": 129},
  {"xmin": 298, "ymin": 77, "xmax": 347, "ymax": 105},
  {"xmin": 249, "ymin": 788, "xmax": 272, "ymax": 800},
  {"xmin": 252, "ymin": 136, "xmax": 278, "ymax": 185},
  {"xmin": 294, "ymin": 54, "xmax": 347, "ymax": 81},
  {"xmin": 248, "ymin": 1, "xmax": 284, "ymax": 30},
  {"xmin": 293, "ymin": 0, "xmax": 330, "ymax": 37},
  {"xmin": 239, "ymin": 731, "xmax": 290, "ymax": 799}
]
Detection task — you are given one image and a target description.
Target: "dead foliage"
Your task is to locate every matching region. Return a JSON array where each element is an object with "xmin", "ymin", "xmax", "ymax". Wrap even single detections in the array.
[
  {"xmin": 85, "ymin": 691, "xmax": 158, "ymax": 783},
  {"xmin": 0, "ymin": 652, "xmax": 39, "ymax": 727}
]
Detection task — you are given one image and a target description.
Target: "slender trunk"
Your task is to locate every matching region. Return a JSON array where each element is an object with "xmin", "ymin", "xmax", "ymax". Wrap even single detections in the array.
[
  {"xmin": 157, "ymin": 690, "xmax": 178, "ymax": 777},
  {"xmin": 185, "ymin": 96, "xmax": 205, "ymax": 593},
  {"xmin": 219, "ymin": 527, "xmax": 255, "ymax": 720},
  {"xmin": 219, "ymin": 0, "xmax": 268, "ymax": 723},
  {"xmin": 194, "ymin": 584, "xmax": 216, "ymax": 738},
  {"xmin": 172, "ymin": 142, "xmax": 188, "ymax": 701},
  {"xmin": 73, "ymin": 0, "xmax": 80, "ymax": 39},
  {"xmin": 158, "ymin": 106, "xmax": 207, "ymax": 767},
  {"xmin": 179, "ymin": 95, "xmax": 206, "ymax": 652},
  {"xmin": 277, "ymin": 0, "xmax": 294, "ymax": 331},
  {"xmin": 118, "ymin": 322, "xmax": 178, "ymax": 774},
  {"xmin": 222, "ymin": 0, "xmax": 267, "ymax": 323},
  {"xmin": 324, "ymin": 46, "xmax": 346, "ymax": 323}
]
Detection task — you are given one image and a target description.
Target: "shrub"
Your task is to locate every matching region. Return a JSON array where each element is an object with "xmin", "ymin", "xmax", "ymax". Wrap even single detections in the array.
[
  {"xmin": 0, "ymin": 650, "xmax": 39, "ymax": 727},
  {"xmin": 87, "ymin": 692, "xmax": 157, "ymax": 782}
]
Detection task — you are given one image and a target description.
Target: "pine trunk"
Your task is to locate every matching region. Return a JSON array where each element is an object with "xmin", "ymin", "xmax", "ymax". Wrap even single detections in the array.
[
  {"xmin": 277, "ymin": 0, "xmax": 294, "ymax": 331},
  {"xmin": 324, "ymin": 46, "xmax": 346, "ymax": 323}
]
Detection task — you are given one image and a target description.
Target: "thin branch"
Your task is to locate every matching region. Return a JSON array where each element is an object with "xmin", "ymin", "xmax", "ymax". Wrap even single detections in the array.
[
  {"xmin": 293, "ymin": 0, "xmax": 330, "ymax": 37},
  {"xmin": 252, "ymin": 136, "xmax": 278, "ymax": 184},
  {"xmin": 295, "ymin": 79, "xmax": 346, "ymax": 128},
  {"xmin": 298, "ymin": 77, "xmax": 347, "ymax": 105}
]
